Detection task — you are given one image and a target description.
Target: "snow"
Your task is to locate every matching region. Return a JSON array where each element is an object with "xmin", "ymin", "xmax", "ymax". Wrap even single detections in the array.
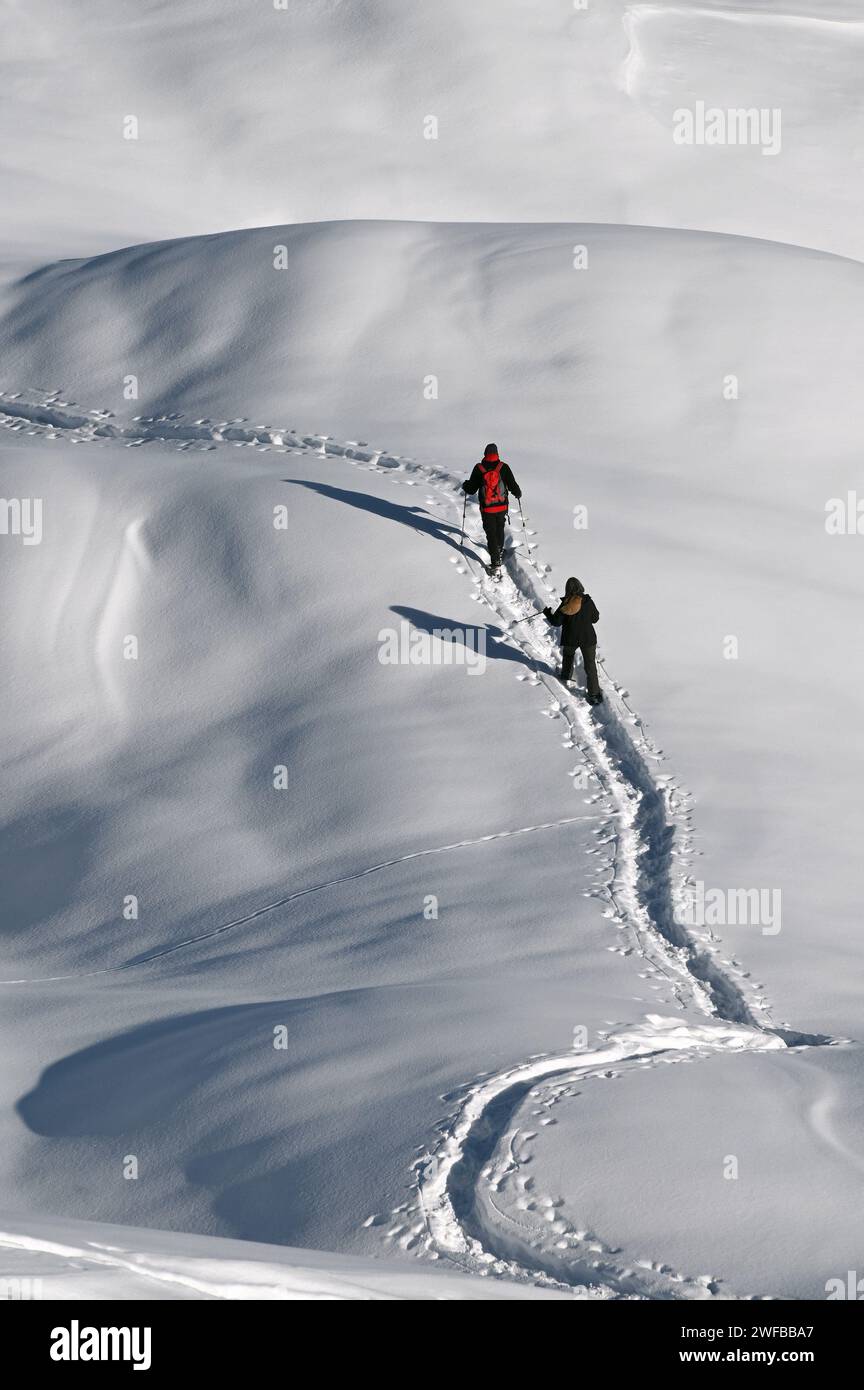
[
  {"xmin": 3, "ymin": 1, "xmax": 864, "ymax": 263},
  {"xmin": 1, "ymin": 0, "xmax": 862, "ymax": 1302},
  {"xmin": 0, "ymin": 422, "xmax": 638, "ymax": 1283},
  {"xmin": 0, "ymin": 1213, "xmax": 570, "ymax": 1300},
  {"xmin": 482, "ymin": 1042, "xmax": 864, "ymax": 1300}
]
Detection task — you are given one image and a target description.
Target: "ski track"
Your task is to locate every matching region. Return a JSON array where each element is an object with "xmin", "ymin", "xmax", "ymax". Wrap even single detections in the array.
[
  {"xmin": 0, "ymin": 815, "xmax": 609, "ymax": 985},
  {"xmin": 0, "ymin": 1228, "xmax": 385, "ymax": 1301},
  {"xmin": 0, "ymin": 388, "xmax": 839, "ymax": 1299}
]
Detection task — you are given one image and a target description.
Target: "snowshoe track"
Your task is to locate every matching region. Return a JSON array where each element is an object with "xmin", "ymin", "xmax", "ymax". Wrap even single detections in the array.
[{"xmin": 0, "ymin": 389, "xmax": 838, "ymax": 1298}]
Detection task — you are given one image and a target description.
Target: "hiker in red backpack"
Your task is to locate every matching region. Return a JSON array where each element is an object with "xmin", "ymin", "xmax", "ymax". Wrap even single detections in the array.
[{"xmin": 461, "ymin": 443, "xmax": 522, "ymax": 575}]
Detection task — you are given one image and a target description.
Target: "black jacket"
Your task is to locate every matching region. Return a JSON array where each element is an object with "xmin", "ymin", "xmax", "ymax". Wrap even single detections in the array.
[
  {"xmin": 544, "ymin": 595, "xmax": 599, "ymax": 648},
  {"xmin": 463, "ymin": 461, "xmax": 522, "ymax": 511}
]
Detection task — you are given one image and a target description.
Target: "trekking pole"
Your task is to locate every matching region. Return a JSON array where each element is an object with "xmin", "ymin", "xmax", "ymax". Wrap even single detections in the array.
[
  {"xmin": 459, "ymin": 492, "xmax": 467, "ymax": 549},
  {"xmin": 518, "ymin": 496, "xmax": 528, "ymax": 549}
]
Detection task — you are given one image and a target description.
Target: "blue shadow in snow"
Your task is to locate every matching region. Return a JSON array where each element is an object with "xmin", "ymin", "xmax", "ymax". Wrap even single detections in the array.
[
  {"xmin": 390, "ymin": 605, "xmax": 543, "ymax": 671},
  {"xmin": 284, "ymin": 478, "xmax": 481, "ymax": 558}
]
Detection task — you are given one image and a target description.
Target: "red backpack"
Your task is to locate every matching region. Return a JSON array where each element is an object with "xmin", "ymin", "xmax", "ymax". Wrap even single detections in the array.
[{"xmin": 479, "ymin": 458, "xmax": 509, "ymax": 513}]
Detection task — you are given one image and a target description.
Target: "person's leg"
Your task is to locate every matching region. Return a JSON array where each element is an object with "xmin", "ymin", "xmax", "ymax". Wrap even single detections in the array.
[
  {"xmin": 481, "ymin": 512, "xmax": 496, "ymax": 564},
  {"xmin": 581, "ymin": 644, "xmax": 600, "ymax": 699},
  {"xmin": 481, "ymin": 512, "xmax": 504, "ymax": 567},
  {"xmin": 560, "ymin": 647, "xmax": 575, "ymax": 681},
  {"xmin": 494, "ymin": 513, "xmax": 506, "ymax": 565}
]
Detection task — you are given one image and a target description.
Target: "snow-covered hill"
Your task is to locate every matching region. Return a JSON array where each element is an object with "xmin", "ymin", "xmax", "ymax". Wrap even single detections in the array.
[
  {"xmin": 2, "ymin": 0, "xmax": 864, "ymax": 262},
  {"xmin": 2, "ymin": 0, "xmax": 863, "ymax": 1305},
  {"xmin": 3, "ymin": 216, "xmax": 863, "ymax": 1043},
  {"xmin": 1, "ymin": 215, "xmax": 863, "ymax": 1295}
]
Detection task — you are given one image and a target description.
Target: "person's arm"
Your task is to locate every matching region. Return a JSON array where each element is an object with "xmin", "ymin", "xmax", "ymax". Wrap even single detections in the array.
[
  {"xmin": 543, "ymin": 604, "xmax": 564, "ymax": 626},
  {"xmin": 462, "ymin": 464, "xmax": 482, "ymax": 496},
  {"xmin": 503, "ymin": 465, "xmax": 522, "ymax": 499},
  {"xmin": 585, "ymin": 596, "xmax": 599, "ymax": 624}
]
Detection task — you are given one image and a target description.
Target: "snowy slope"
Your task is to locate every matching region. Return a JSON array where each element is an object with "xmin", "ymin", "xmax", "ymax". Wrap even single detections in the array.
[
  {"xmin": 0, "ymin": 423, "xmax": 629, "ymax": 1264},
  {"xmin": 481, "ymin": 1043, "xmax": 864, "ymax": 1300},
  {"xmin": 0, "ymin": 1213, "xmax": 571, "ymax": 1300},
  {"xmin": 3, "ymin": 218, "xmax": 862, "ymax": 1045},
  {"xmin": 1, "ymin": 213, "xmax": 861, "ymax": 1293},
  {"xmin": 2, "ymin": 218, "xmax": 863, "ymax": 1299},
  {"xmin": 2, "ymin": 0, "xmax": 864, "ymax": 263},
  {"xmin": 2, "ymin": 0, "xmax": 863, "ymax": 1305}
]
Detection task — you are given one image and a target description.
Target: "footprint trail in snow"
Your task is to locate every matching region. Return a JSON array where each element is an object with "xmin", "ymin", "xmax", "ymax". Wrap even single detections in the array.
[{"xmin": 0, "ymin": 388, "xmax": 838, "ymax": 1298}]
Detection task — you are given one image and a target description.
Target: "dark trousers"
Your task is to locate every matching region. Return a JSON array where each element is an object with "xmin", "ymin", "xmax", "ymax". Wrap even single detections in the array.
[
  {"xmin": 561, "ymin": 644, "xmax": 600, "ymax": 698},
  {"xmin": 481, "ymin": 510, "xmax": 506, "ymax": 566}
]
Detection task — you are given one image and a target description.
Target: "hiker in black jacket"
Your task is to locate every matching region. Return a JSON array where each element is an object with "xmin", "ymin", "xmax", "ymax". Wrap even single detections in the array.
[
  {"xmin": 462, "ymin": 443, "xmax": 521, "ymax": 573},
  {"xmin": 544, "ymin": 578, "xmax": 602, "ymax": 703}
]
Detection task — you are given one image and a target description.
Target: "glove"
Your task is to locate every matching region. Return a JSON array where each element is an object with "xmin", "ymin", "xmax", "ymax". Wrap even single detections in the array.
[
  {"xmin": 543, "ymin": 606, "xmax": 553, "ymax": 619},
  {"xmin": 461, "ymin": 480, "xmax": 470, "ymax": 492}
]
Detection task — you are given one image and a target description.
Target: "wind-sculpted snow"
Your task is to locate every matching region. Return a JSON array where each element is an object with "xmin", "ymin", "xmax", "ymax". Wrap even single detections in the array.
[
  {"xmin": 1, "ymin": 387, "xmax": 839, "ymax": 1298},
  {"xmin": 0, "ymin": 386, "xmax": 835, "ymax": 1046},
  {"xmin": 0, "ymin": 810, "xmax": 606, "ymax": 985}
]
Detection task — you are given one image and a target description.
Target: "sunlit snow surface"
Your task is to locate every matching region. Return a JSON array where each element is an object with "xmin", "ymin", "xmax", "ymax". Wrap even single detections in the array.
[{"xmin": 1, "ymin": 1, "xmax": 862, "ymax": 1300}]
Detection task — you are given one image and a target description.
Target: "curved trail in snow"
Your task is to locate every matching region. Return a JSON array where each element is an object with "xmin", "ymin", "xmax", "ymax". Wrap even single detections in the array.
[
  {"xmin": 370, "ymin": 445, "xmax": 836, "ymax": 1298},
  {"xmin": 0, "ymin": 389, "xmax": 838, "ymax": 1298},
  {"xmin": 418, "ymin": 1017, "xmax": 787, "ymax": 1300}
]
